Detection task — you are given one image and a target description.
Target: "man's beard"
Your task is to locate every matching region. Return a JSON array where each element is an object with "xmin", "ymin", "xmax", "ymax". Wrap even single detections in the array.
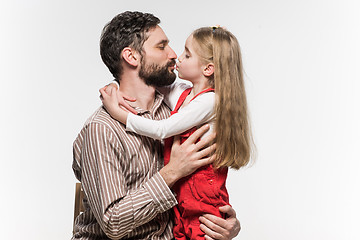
[{"xmin": 139, "ymin": 58, "xmax": 176, "ymax": 87}]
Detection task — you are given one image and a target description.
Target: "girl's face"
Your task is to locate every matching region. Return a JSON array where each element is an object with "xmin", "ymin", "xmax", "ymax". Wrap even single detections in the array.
[{"xmin": 176, "ymin": 35, "xmax": 205, "ymax": 83}]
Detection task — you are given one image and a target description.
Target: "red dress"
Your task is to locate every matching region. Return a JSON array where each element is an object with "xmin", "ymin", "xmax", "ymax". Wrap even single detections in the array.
[{"xmin": 163, "ymin": 87, "xmax": 229, "ymax": 240}]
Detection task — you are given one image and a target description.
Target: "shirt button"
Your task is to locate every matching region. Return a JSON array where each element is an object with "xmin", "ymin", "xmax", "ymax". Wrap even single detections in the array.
[{"xmin": 209, "ymin": 179, "xmax": 213, "ymax": 185}]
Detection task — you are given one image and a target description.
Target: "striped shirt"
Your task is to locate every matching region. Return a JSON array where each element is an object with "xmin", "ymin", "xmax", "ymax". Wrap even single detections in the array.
[{"xmin": 72, "ymin": 91, "xmax": 177, "ymax": 240}]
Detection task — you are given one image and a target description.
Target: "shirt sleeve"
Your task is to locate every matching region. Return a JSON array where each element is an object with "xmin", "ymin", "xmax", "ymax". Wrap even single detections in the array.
[
  {"xmin": 126, "ymin": 92, "xmax": 215, "ymax": 140},
  {"xmin": 81, "ymin": 122, "xmax": 177, "ymax": 239}
]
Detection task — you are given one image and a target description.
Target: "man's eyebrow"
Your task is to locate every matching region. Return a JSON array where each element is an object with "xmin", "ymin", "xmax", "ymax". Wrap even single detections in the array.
[{"xmin": 156, "ymin": 39, "xmax": 169, "ymax": 45}]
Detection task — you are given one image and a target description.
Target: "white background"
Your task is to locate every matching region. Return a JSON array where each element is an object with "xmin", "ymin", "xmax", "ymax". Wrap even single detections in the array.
[{"xmin": 1, "ymin": 0, "xmax": 359, "ymax": 239}]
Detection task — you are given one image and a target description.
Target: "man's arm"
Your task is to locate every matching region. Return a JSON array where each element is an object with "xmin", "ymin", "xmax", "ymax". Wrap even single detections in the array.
[
  {"xmin": 81, "ymin": 122, "xmax": 177, "ymax": 239},
  {"xmin": 159, "ymin": 124, "xmax": 216, "ymax": 187},
  {"xmin": 159, "ymin": 125, "xmax": 241, "ymax": 239}
]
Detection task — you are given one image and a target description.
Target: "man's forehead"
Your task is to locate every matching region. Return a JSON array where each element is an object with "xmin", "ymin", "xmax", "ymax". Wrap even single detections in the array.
[{"xmin": 145, "ymin": 26, "xmax": 169, "ymax": 44}]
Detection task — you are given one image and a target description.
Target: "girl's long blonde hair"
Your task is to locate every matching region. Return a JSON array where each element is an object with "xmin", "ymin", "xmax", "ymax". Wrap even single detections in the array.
[{"xmin": 192, "ymin": 27, "xmax": 254, "ymax": 169}]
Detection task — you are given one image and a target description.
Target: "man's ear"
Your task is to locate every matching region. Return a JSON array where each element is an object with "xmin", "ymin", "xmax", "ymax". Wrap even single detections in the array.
[
  {"xmin": 121, "ymin": 47, "xmax": 139, "ymax": 67},
  {"xmin": 203, "ymin": 63, "xmax": 215, "ymax": 77}
]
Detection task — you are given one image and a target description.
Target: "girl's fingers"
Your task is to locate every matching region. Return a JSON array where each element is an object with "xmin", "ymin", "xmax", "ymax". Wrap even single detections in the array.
[
  {"xmin": 120, "ymin": 101, "xmax": 138, "ymax": 114},
  {"xmin": 99, "ymin": 88, "xmax": 108, "ymax": 100},
  {"xmin": 123, "ymin": 95, "xmax": 137, "ymax": 102},
  {"xmin": 116, "ymin": 92, "xmax": 137, "ymax": 114},
  {"xmin": 100, "ymin": 86, "xmax": 107, "ymax": 93},
  {"xmin": 110, "ymin": 86, "xmax": 117, "ymax": 95},
  {"xmin": 105, "ymin": 83, "xmax": 117, "ymax": 94}
]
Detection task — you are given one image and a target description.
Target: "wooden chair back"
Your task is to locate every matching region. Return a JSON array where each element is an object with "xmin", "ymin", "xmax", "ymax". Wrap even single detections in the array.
[{"xmin": 73, "ymin": 182, "xmax": 84, "ymax": 234}]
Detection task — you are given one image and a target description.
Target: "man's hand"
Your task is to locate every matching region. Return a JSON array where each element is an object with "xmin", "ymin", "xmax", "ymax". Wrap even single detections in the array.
[
  {"xmin": 199, "ymin": 205, "xmax": 241, "ymax": 240},
  {"xmin": 159, "ymin": 124, "xmax": 216, "ymax": 187}
]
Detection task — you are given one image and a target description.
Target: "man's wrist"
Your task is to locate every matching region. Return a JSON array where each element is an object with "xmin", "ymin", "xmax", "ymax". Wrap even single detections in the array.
[
  {"xmin": 144, "ymin": 172, "xmax": 177, "ymax": 212},
  {"xmin": 159, "ymin": 165, "xmax": 179, "ymax": 188}
]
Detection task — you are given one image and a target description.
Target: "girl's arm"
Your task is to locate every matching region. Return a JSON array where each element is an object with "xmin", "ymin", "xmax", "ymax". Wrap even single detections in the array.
[
  {"xmin": 99, "ymin": 81, "xmax": 191, "ymax": 125},
  {"xmin": 126, "ymin": 92, "xmax": 215, "ymax": 140},
  {"xmin": 100, "ymin": 81, "xmax": 193, "ymax": 126}
]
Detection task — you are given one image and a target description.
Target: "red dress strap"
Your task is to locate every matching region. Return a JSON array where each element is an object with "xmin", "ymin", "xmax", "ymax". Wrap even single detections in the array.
[
  {"xmin": 173, "ymin": 87, "xmax": 215, "ymax": 113},
  {"xmin": 173, "ymin": 87, "xmax": 192, "ymax": 113},
  {"xmin": 190, "ymin": 88, "xmax": 215, "ymax": 102}
]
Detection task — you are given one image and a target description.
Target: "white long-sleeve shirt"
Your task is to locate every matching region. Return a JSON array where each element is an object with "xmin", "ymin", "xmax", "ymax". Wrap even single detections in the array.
[{"xmin": 126, "ymin": 81, "xmax": 215, "ymax": 140}]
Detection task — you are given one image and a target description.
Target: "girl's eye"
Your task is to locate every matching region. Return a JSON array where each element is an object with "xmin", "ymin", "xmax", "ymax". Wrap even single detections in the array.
[{"xmin": 185, "ymin": 54, "xmax": 190, "ymax": 58}]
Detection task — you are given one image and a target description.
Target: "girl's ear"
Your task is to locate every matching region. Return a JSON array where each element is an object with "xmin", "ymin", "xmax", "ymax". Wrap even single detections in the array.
[
  {"xmin": 203, "ymin": 63, "xmax": 215, "ymax": 77},
  {"xmin": 121, "ymin": 47, "xmax": 139, "ymax": 67}
]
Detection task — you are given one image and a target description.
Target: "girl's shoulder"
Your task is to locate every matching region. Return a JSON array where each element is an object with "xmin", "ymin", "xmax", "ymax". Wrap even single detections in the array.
[{"xmin": 189, "ymin": 90, "xmax": 215, "ymax": 109}]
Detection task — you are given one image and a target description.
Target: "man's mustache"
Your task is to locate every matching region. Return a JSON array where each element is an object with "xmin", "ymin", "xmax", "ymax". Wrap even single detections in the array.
[{"xmin": 167, "ymin": 60, "xmax": 176, "ymax": 67}]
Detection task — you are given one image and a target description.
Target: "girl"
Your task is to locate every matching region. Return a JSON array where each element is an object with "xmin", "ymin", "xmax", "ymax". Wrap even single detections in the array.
[{"xmin": 101, "ymin": 26, "xmax": 254, "ymax": 240}]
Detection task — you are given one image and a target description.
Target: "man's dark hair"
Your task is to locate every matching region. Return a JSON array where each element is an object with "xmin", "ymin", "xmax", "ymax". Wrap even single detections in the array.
[{"xmin": 100, "ymin": 11, "xmax": 160, "ymax": 80}]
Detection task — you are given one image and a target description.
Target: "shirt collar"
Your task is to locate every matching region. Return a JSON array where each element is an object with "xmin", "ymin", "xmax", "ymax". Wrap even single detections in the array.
[{"xmin": 131, "ymin": 90, "xmax": 165, "ymax": 115}]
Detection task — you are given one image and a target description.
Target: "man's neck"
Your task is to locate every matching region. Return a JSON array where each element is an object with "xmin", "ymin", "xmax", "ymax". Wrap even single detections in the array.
[{"xmin": 118, "ymin": 73, "xmax": 156, "ymax": 111}]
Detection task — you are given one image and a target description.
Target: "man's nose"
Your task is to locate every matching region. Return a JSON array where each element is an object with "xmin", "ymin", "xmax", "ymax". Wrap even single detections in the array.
[{"xmin": 168, "ymin": 47, "xmax": 177, "ymax": 59}]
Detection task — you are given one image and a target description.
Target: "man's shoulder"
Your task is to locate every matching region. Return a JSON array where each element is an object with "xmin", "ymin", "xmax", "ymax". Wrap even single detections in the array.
[
  {"xmin": 77, "ymin": 106, "xmax": 126, "ymax": 140},
  {"xmin": 72, "ymin": 107, "xmax": 125, "ymax": 179},
  {"xmin": 85, "ymin": 107, "xmax": 122, "ymax": 128}
]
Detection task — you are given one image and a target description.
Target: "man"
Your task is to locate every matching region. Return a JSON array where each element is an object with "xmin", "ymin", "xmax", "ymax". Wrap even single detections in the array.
[{"xmin": 72, "ymin": 11, "xmax": 240, "ymax": 239}]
